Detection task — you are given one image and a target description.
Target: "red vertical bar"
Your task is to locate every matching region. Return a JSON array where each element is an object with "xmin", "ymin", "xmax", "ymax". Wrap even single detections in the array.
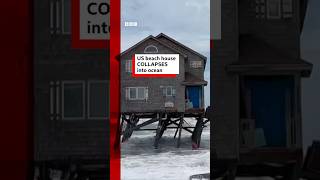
[
  {"xmin": 0, "ymin": 0, "xmax": 33, "ymax": 179},
  {"xmin": 110, "ymin": 0, "xmax": 121, "ymax": 179}
]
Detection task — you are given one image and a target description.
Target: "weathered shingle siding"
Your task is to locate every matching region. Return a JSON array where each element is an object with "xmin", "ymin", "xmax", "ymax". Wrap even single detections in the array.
[
  {"xmin": 34, "ymin": 0, "xmax": 109, "ymax": 161},
  {"xmin": 239, "ymin": 0, "xmax": 301, "ymax": 58},
  {"xmin": 211, "ymin": 0, "xmax": 240, "ymax": 159},
  {"xmin": 212, "ymin": 0, "xmax": 304, "ymax": 159},
  {"xmin": 36, "ymin": 121, "xmax": 109, "ymax": 160},
  {"xmin": 121, "ymin": 38, "xmax": 185, "ymax": 112},
  {"xmin": 156, "ymin": 37, "xmax": 205, "ymax": 79}
]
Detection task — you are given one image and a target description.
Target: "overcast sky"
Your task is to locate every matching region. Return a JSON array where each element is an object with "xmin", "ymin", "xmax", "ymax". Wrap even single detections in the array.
[
  {"xmin": 121, "ymin": 0, "xmax": 211, "ymax": 107},
  {"xmin": 121, "ymin": 0, "xmax": 210, "ymax": 53},
  {"xmin": 301, "ymin": 0, "xmax": 320, "ymax": 50},
  {"xmin": 301, "ymin": 0, "xmax": 320, "ymax": 151}
]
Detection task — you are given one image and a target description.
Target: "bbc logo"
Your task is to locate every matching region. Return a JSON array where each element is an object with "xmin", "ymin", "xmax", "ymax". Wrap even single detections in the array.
[{"xmin": 124, "ymin": 21, "xmax": 138, "ymax": 27}]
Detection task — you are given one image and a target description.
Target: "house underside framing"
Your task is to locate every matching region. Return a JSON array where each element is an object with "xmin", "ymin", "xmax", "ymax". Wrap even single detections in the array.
[{"xmin": 119, "ymin": 110, "xmax": 209, "ymax": 149}]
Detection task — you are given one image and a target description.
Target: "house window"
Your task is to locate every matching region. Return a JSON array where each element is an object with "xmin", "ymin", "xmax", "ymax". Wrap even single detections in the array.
[
  {"xmin": 50, "ymin": 80, "xmax": 109, "ymax": 120},
  {"xmin": 190, "ymin": 61, "xmax": 202, "ymax": 68},
  {"xmin": 137, "ymin": 87, "xmax": 146, "ymax": 99},
  {"xmin": 125, "ymin": 60, "xmax": 132, "ymax": 73},
  {"xmin": 62, "ymin": 81, "xmax": 85, "ymax": 119},
  {"xmin": 88, "ymin": 81, "xmax": 109, "ymax": 119},
  {"xmin": 129, "ymin": 88, "xmax": 136, "ymax": 99},
  {"xmin": 267, "ymin": 0, "xmax": 281, "ymax": 19},
  {"xmin": 126, "ymin": 87, "xmax": 148, "ymax": 100},
  {"xmin": 144, "ymin": 45, "xmax": 158, "ymax": 53},
  {"xmin": 62, "ymin": 0, "xmax": 71, "ymax": 34},
  {"xmin": 50, "ymin": 0, "xmax": 60, "ymax": 33},
  {"xmin": 162, "ymin": 86, "xmax": 176, "ymax": 96},
  {"xmin": 255, "ymin": 0, "xmax": 293, "ymax": 19},
  {"xmin": 282, "ymin": 0, "xmax": 293, "ymax": 18},
  {"xmin": 50, "ymin": 0, "xmax": 71, "ymax": 34}
]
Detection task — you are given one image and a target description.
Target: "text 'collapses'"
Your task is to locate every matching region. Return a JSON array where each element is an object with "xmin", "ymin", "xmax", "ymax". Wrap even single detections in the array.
[
  {"xmin": 86, "ymin": 2, "xmax": 110, "ymax": 34},
  {"xmin": 134, "ymin": 54, "xmax": 179, "ymax": 75},
  {"xmin": 79, "ymin": 0, "xmax": 110, "ymax": 40}
]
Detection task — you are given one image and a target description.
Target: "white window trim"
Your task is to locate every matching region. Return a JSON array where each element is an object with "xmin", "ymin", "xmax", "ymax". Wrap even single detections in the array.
[
  {"xmin": 282, "ymin": 0, "xmax": 293, "ymax": 12},
  {"xmin": 125, "ymin": 60, "xmax": 132, "ymax": 73},
  {"xmin": 161, "ymin": 86, "xmax": 176, "ymax": 97},
  {"xmin": 127, "ymin": 87, "xmax": 148, "ymax": 100},
  {"xmin": 49, "ymin": 81, "xmax": 61, "ymax": 120},
  {"xmin": 87, "ymin": 80, "xmax": 109, "ymax": 120},
  {"xmin": 50, "ymin": 1, "xmax": 54, "ymax": 34},
  {"xmin": 144, "ymin": 45, "xmax": 158, "ymax": 53},
  {"xmin": 190, "ymin": 61, "xmax": 202, "ymax": 68},
  {"xmin": 56, "ymin": 81, "xmax": 60, "ymax": 119},
  {"xmin": 61, "ymin": 81, "xmax": 85, "ymax": 120},
  {"xmin": 165, "ymin": 86, "xmax": 173, "ymax": 96},
  {"xmin": 50, "ymin": 81, "xmax": 55, "ymax": 120},
  {"xmin": 56, "ymin": 0, "xmax": 60, "ymax": 33},
  {"xmin": 282, "ymin": 0, "xmax": 293, "ymax": 18},
  {"xmin": 267, "ymin": 0, "xmax": 281, "ymax": 19},
  {"xmin": 61, "ymin": 0, "xmax": 71, "ymax": 34},
  {"xmin": 255, "ymin": 0, "xmax": 266, "ymax": 19},
  {"xmin": 166, "ymin": 87, "xmax": 172, "ymax": 96}
]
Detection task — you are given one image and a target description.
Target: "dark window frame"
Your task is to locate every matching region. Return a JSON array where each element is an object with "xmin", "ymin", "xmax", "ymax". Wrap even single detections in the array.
[
  {"xmin": 61, "ymin": 81, "xmax": 86, "ymax": 120},
  {"xmin": 255, "ymin": 0, "xmax": 293, "ymax": 20},
  {"xmin": 87, "ymin": 80, "xmax": 109, "ymax": 120}
]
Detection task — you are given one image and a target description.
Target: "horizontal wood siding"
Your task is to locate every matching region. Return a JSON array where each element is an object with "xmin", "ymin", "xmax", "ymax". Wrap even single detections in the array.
[
  {"xmin": 211, "ymin": 0, "xmax": 240, "ymax": 159},
  {"xmin": 34, "ymin": 0, "xmax": 109, "ymax": 161},
  {"xmin": 121, "ymin": 38, "xmax": 185, "ymax": 112}
]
